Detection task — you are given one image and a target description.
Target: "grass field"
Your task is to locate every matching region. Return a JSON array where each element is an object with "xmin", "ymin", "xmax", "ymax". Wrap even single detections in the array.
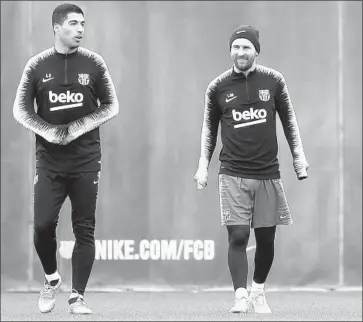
[{"xmin": 1, "ymin": 289, "xmax": 361, "ymax": 321}]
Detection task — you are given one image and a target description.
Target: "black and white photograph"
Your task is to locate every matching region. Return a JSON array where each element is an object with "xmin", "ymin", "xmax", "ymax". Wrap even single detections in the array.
[{"xmin": 1, "ymin": 1, "xmax": 362, "ymax": 320}]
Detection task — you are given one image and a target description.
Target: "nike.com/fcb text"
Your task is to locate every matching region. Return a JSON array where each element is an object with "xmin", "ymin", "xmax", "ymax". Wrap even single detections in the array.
[{"xmin": 59, "ymin": 239, "xmax": 215, "ymax": 260}]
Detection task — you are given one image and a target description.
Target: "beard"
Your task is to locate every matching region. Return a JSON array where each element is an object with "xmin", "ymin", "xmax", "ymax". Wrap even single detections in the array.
[
  {"xmin": 68, "ymin": 44, "xmax": 79, "ymax": 50},
  {"xmin": 69, "ymin": 39, "xmax": 81, "ymax": 49},
  {"xmin": 60, "ymin": 35, "xmax": 81, "ymax": 50},
  {"xmin": 233, "ymin": 55, "xmax": 255, "ymax": 72}
]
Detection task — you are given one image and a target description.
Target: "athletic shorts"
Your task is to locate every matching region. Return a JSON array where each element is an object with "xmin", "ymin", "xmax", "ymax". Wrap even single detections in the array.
[{"xmin": 218, "ymin": 174, "xmax": 292, "ymax": 228}]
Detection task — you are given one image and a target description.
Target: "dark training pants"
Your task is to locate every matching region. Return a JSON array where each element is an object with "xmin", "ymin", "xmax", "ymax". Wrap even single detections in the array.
[{"xmin": 33, "ymin": 167, "xmax": 100, "ymax": 294}]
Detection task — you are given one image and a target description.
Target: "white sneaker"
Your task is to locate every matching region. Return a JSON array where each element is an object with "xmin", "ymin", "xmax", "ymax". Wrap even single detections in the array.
[
  {"xmin": 250, "ymin": 289, "xmax": 272, "ymax": 313},
  {"xmin": 229, "ymin": 287, "xmax": 249, "ymax": 313},
  {"xmin": 68, "ymin": 292, "xmax": 93, "ymax": 314},
  {"xmin": 38, "ymin": 277, "xmax": 62, "ymax": 313}
]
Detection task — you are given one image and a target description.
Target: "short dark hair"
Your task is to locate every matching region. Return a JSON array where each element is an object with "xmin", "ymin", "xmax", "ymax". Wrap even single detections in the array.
[{"xmin": 52, "ymin": 3, "xmax": 84, "ymax": 27}]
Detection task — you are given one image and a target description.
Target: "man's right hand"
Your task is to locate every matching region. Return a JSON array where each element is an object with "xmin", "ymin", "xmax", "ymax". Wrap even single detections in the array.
[
  {"xmin": 194, "ymin": 170, "xmax": 208, "ymax": 189},
  {"xmin": 194, "ymin": 157, "xmax": 209, "ymax": 190},
  {"xmin": 48, "ymin": 125, "xmax": 68, "ymax": 145},
  {"xmin": 293, "ymin": 158, "xmax": 310, "ymax": 180}
]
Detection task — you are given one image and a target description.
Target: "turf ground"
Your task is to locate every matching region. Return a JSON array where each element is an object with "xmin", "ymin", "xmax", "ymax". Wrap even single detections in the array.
[{"xmin": 1, "ymin": 290, "xmax": 361, "ymax": 321}]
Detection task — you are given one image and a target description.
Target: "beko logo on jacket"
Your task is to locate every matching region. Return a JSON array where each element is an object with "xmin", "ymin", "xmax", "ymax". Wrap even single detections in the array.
[
  {"xmin": 49, "ymin": 90, "xmax": 84, "ymax": 111},
  {"xmin": 232, "ymin": 108, "xmax": 267, "ymax": 128}
]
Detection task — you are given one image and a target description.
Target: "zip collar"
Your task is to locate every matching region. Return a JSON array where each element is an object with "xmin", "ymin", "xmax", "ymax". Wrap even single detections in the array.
[
  {"xmin": 53, "ymin": 46, "xmax": 79, "ymax": 57},
  {"xmin": 231, "ymin": 64, "xmax": 257, "ymax": 78}
]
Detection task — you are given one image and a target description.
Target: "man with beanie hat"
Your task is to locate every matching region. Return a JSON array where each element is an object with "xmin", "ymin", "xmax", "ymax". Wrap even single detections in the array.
[
  {"xmin": 194, "ymin": 24, "xmax": 309, "ymax": 314},
  {"xmin": 229, "ymin": 25, "xmax": 261, "ymax": 53}
]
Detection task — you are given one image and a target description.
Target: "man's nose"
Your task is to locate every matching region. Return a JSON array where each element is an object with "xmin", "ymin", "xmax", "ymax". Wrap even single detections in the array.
[{"xmin": 237, "ymin": 49, "xmax": 246, "ymax": 56}]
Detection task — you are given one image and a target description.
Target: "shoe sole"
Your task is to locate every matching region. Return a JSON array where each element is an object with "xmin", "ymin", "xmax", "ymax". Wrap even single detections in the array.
[
  {"xmin": 39, "ymin": 309, "xmax": 54, "ymax": 313},
  {"xmin": 69, "ymin": 310, "xmax": 93, "ymax": 314},
  {"xmin": 68, "ymin": 306, "xmax": 93, "ymax": 315},
  {"xmin": 229, "ymin": 303, "xmax": 250, "ymax": 313},
  {"xmin": 38, "ymin": 301, "xmax": 55, "ymax": 313},
  {"xmin": 251, "ymin": 303, "xmax": 272, "ymax": 314},
  {"xmin": 230, "ymin": 309, "xmax": 248, "ymax": 313},
  {"xmin": 39, "ymin": 307, "xmax": 55, "ymax": 313}
]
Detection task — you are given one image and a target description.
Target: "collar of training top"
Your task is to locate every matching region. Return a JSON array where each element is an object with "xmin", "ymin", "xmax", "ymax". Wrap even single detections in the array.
[
  {"xmin": 53, "ymin": 46, "xmax": 79, "ymax": 57},
  {"xmin": 231, "ymin": 65, "xmax": 257, "ymax": 78}
]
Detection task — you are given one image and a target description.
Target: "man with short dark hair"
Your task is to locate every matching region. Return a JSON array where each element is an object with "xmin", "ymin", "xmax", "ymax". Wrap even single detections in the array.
[
  {"xmin": 194, "ymin": 24, "xmax": 309, "ymax": 314},
  {"xmin": 13, "ymin": 3, "xmax": 119, "ymax": 314}
]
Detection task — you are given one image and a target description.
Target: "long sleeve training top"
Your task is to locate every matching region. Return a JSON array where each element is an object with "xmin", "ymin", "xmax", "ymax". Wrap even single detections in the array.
[
  {"xmin": 200, "ymin": 65, "xmax": 307, "ymax": 179},
  {"xmin": 13, "ymin": 47, "xmax": 119, "ymax": 172}
]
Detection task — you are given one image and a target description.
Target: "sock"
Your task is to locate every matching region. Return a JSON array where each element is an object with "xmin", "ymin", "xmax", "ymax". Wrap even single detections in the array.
[
  {"xmin": 251, "ymin": 280, "xmax": 264, "ymax": 291},
  {"xmin": 68, "ymin": 289, "xmax": 84, "ymax": 305},
  {"xmin": 69, "ymin": 289, "xmax": 84, "ymax": 299},
  {"xmin": 45, "ymin": 271, "xmax": 60, "ymax": 285},
  {"xmin": 235, "ymin": 287, "xmax": 248, "ymax": 299}
]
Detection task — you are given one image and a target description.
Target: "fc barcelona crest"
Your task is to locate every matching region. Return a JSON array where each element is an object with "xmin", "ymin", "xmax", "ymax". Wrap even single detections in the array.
[
  {"xmin": 259, "ymin": 89, "xmax": 270, "ymax": 102},
  {"xmin": 78, "ymin": 73, "xmax": 89, "ymax": 85}
]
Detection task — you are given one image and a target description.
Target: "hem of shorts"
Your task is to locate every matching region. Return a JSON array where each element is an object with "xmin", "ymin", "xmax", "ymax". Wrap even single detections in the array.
[
  {"xmin": 219, "ymin": 168, "xmax": 280, "ymax": 180},
  {"xmin": 222, "ymin": 222, "xmax": 250, "ymax": 226},
  {"xmin": 251, "ymin": 221, "xmax": 293, "ymax": 228},
  {"xmin": 222, "ymin": 221, "xmax": 293, "ymax": 227},
  {"xmin": 36, "ymin": 165, "xmax": 101, "ymax": 173}
]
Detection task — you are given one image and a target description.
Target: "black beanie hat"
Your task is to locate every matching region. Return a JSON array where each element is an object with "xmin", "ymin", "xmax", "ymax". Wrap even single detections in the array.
[{"xmin": 229, "ymin": 25, "xmax": 260, "ymax": 53}]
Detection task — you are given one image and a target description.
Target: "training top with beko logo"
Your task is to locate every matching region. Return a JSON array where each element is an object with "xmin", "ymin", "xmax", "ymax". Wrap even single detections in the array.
[
  {"xmin": 200, "ymin": 64, "xmax": 307, "ymax": 179},
  {"xmin": 13, "ymin": 47, "xmax": 119, "ymax": 173}
]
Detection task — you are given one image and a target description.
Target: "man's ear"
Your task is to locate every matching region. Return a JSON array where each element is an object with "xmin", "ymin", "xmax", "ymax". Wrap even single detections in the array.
[{"xmin": 54, "ymin": 24, "xmax": 61, "ymax": 34}]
